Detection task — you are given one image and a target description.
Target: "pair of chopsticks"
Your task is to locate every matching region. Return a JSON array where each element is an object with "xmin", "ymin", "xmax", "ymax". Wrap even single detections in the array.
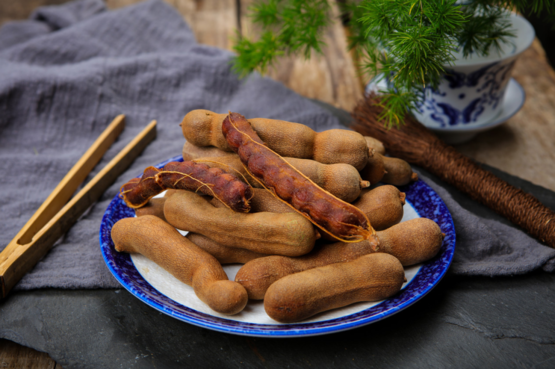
[{"xmin": 0, "ymin": 115, "xmax": 157, "ymax": 298}]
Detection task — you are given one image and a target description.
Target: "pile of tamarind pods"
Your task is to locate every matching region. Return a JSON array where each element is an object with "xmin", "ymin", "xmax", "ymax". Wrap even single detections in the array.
[{"xmin": 111, "ymin": 111, "xmax": 444, "ymax": 323}]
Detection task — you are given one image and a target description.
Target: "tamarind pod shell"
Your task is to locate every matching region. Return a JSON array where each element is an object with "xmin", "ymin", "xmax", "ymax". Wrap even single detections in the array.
[
  {"xmin": 135, "ymin": 197, "xmax": 167, "ymax": 221},
  {"xmin": 235, "ymin": 234, "xmax": 379, "ymax": 300},
  {"xmin": 186, "ymin": 233, "xmax": 265, "ymax": 264},
  {"xmin": 181, "ymin": 110, "xmax": 369, "ymax": 169},
  {"xmin": 352, "ymin": 185, "xmax": 405, "ymax": 231},
  {"xmin": 364, "ymin": 136, "xmax": 386, "ymax": 156},
  {"xmin": 181, "ymin": 110, "xmax": 233, "ymax": 151},
  {"xmin": 312, "ymin": 129, "xmax": 369, "ymax": 170},
  {"xmin": 222, "ymin": 112, "xmax": 375, "ymax": 243},
  {"xmin": 381, "ymin": 156, "xmax": 418, "ymax": 186},
  {"xmin": 377, "ymin": 218, "xmax": 443, "ymax": 266},
  {"xmin": 264, "ymin": 253, "xmax": 404, "ymax": 323},
  {"xmin": 285, "ymin": 158, "xmax": 368, "ymax": 203},
  {"xmin": 182, "ymin": 140, "xmax": 235, "ymax": 161},
  {"xmin": 164, "ymin": 191, "xmax": 318, "ymax": 257},
  {"xmin": 359, "ymin": 149, "xmax": 387, "ymax": 185},
  {"xmin": 111, "ymin": 215, "xmax": 248, "ymax": 315}
]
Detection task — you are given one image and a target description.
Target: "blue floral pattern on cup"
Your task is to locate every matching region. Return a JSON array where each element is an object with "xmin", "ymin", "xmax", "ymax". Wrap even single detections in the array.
[
  {"xmin": 414, "ymin": 59, "xmax": 516, "ymax": 127},
  {"xmin": 99, "ymin": 155, "xmax": 456, "ymax": 337}
]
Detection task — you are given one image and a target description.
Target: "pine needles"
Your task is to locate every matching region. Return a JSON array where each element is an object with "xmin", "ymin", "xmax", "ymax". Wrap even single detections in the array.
[{"xmin": 232, "ymin": 0, "xmax": 555, "ymax": 127}]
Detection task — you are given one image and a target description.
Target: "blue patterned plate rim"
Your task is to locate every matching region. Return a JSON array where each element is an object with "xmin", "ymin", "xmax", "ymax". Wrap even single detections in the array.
[{"xmin": 99, "ymin": 155, "xmax": 456, "ymax": 337}]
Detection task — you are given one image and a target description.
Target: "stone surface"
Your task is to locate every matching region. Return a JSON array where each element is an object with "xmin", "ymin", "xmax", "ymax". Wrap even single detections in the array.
[{"xmin": 1, "ymin": 271, "xmax": 555, "ymax": 369}]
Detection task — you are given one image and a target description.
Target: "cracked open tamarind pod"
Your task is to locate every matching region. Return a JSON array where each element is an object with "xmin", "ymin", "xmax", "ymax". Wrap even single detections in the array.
[
  {"xmin": 188, "ymin": 152, "xmax": 369, "ymax": 203},
  {"xmin": 111, "ymin": 215, "xmax": 248, "ymax": 315},
  {"xmin": 119, "ymin": 160, "xmax": 253, "ymax": 213},
  {"xmin": 181, "ymin": 109, "xmax": 369, "ymax": 170},
  {"xmin": 222, "ymin": 112, "xmax": 376, "ymax": 243}
]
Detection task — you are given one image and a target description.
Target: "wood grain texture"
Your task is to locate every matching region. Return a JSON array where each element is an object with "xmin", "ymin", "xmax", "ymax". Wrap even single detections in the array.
[
  {"xmin": 0, "ymin": 339, "xmax": 60, "ymax": 369},
  {"xmin": 0, "ymin": 0, "xmax": 68, "ymax": 27},
  {"xmin": 240, "ymin": 0, "xmax": 363, "ymax": 111},
  {"xmin": 455, "ymin": 39, "xmax": 555, "ymax": 192},
  {"xmin": 107, "ymin": 0, "xmax": 238, "ymax": 50}
]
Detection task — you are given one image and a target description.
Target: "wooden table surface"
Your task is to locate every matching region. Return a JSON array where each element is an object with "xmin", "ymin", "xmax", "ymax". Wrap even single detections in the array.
[{"xmin": 1, "ymin": 0, "xmax": 555, "ymax": 367}]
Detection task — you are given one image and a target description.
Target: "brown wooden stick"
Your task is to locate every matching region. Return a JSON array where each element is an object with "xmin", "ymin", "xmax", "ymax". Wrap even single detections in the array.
[
  {"xmin": 0, "ymin": 118, "xmax": 157, "ymax": 298},
  {"xmin": 351, "ymin": 94, "xmax": 555, "ymax": 248}
]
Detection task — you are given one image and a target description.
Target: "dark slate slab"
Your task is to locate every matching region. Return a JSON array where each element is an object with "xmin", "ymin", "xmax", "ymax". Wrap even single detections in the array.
[{"xmin": 1, "ymin": 272, "xmax": 555, "ymax": 369}]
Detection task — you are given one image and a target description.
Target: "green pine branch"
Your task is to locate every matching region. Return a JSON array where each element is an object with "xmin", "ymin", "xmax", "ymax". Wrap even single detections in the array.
[{"xmin": 232, "ymin": 0, "xmax": 555, "ymax": 128}]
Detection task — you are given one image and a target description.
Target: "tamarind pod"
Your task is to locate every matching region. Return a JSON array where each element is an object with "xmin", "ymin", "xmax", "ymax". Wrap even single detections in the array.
[
  {"xmin": 135, "ymin": 197, "xmax": 167, "ymax": 221},
  {"xmin": 284, "ymin": 157, "xmax": 369, "ymax": 203},
  {"xmin": 186, "ymin": 233, "xmax": 265, "ymax": 264},
  {"xmin": 235, "ymin": 217, "xmax": 441, "ymax": 300},
  {"xmin": 222, "ymin": 112, "xmax": 375, "ymax": 243},
  {"xmin": 164, "ymin": 190, "xmax": 318, "ymax": 257},
  {"xmin": 377, "ymin": 218, "xmax": 444, "ymax": 266},
  {"xmin": 352, "ymin": 186, "xmax": 405, "ymax": 231},
  {"xmin": 247, "ymin": 188, "xmax": 294, "ymax": 214},
  {"xmin": 235, "ymin": 234, "xmax": 379, "ymax": 300},
  {"xmin": 182, "ymin": 140, "xmax": 236, "ymax": 161},
  {"xmin": 381, "ymin": 155, "xmax": 419, "ymax": 186},
  {"xmin": 359, "ymin": 148, "xmax": 387, "ymax": 186},
  {"xmin": 264, "ymin": 253, "xmax": 405, "ymax": 323},
  {"xmin": 111, "ymin": 215, "xmax": 248, "ymax": 315},
  {"xmin": 364, "ymin": 136, "xmax": 386, "ymax": 156},
  {"xmin": 181, "ymin": 109, "xmax": 369, "ymax": 170},
  {"xmin": 119, "ymin": 161, "xmax": 253, "ymax": 213}
]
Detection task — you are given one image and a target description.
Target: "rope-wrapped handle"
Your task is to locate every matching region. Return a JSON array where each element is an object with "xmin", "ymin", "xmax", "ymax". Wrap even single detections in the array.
[
  {"xmin": 425, "ymin": 141, "xmax": 555, "ymax": 247},
  {"xmin": 351, "ymin": 94, "xmax": 555, "ymax": 248}
]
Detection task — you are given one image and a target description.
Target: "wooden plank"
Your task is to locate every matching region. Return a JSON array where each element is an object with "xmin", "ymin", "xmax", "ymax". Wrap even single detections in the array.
[
  {"xmin": 456, "ymin": 39, "xmax": 555, "ymax": 192},
  {"xmin": 0, "ymin": 339, "xmax": 59, "ymax": 369},
  {"xmin": 107, "ymin": 0, "xmax": 238, "ymax": 50},
  {"xmin": 0, "ymin": 0, "xmax": 68, "ymax": 27},
  {"xmin": 239, "ymin": 0, "xmax": 363, "ymax": 111}
]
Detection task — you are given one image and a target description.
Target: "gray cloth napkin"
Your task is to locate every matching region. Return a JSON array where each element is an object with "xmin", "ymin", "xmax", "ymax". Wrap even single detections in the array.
[{"xmin": 0, "ymin": 0, "xmax": 553, "ymax": 291}]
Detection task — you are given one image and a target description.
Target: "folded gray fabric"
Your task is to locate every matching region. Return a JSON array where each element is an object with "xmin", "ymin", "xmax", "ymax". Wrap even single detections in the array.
[
  {"xmin": 414, "ymin": 171, "xmax": 555, "ymax": 276},
  {"xmin": 0, "ymin": 0, "xmax": 553, "ymax": 291}
]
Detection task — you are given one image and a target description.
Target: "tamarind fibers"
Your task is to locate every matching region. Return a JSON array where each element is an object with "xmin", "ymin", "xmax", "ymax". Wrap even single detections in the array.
[
  {"xmin": 222, "ymin": 111, "xmax": 375, "ymax": 243},
  {"xmin": 119, "ymin": 161, "xmax": 253, "ymax": 213},
  {"xmin": 351, "ymin": 93, "xmax": 555, "ymax": 248}
]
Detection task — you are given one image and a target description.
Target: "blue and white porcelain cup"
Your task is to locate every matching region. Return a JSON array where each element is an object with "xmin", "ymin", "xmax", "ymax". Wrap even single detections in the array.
[{"xmin": 412, "ymin": 13, "xmax": 534, "ymax": 128}]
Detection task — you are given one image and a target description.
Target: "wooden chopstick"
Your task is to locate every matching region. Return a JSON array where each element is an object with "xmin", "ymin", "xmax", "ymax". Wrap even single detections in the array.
[{"xmin": 0, "ymin": 116, "xmax": 157, "ymax": 298}]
